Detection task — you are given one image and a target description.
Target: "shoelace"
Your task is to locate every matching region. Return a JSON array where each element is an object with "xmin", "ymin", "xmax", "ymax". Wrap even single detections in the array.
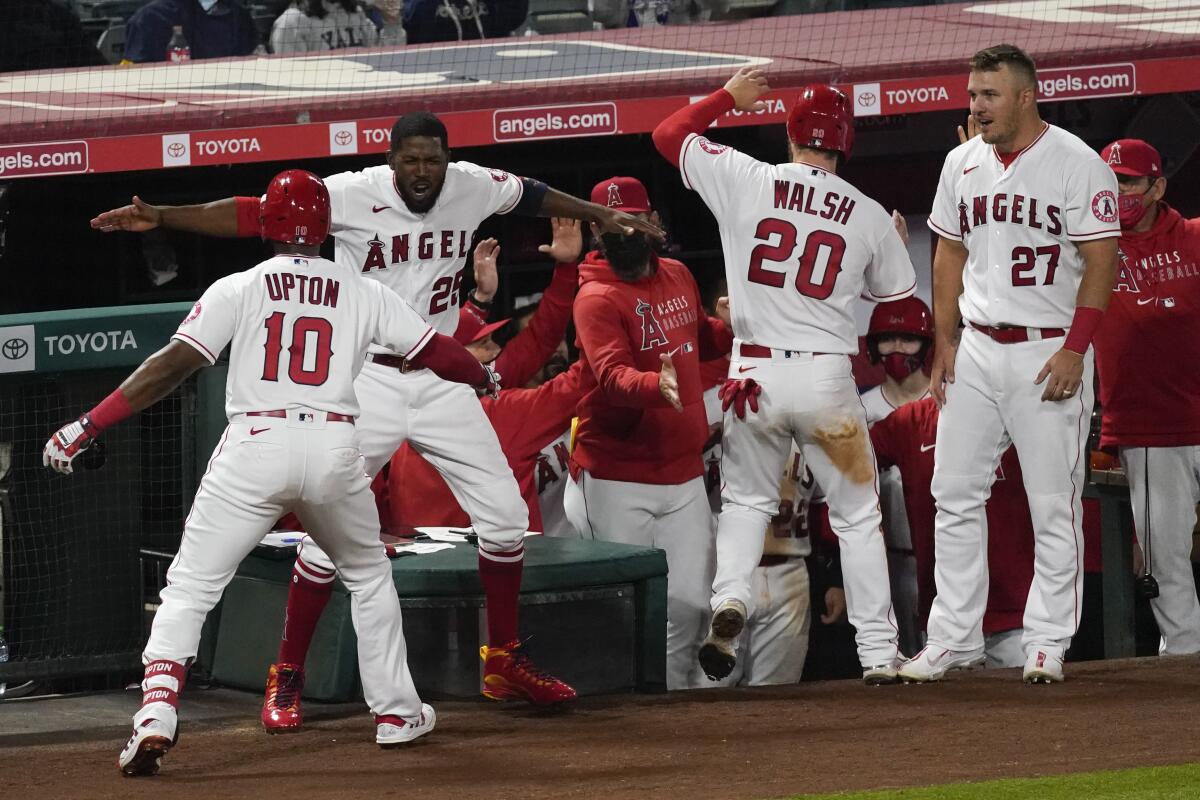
[
  {"xmin": 271, "ymin": 670, "xmax": 302, "ymax": 711},
  {"xmin": 509, "ymin": 651, "xmax": 558, "ymax": 688}
]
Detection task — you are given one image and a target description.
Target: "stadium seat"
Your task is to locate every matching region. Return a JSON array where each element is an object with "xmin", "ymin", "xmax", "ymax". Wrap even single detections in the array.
[
  {"xmin": 527, "ymin": 0, "xmax": 593, "ymax": 34},
  {"xmin": 97, "ymin": 23, "xmax": 126, "ymax": 64}
]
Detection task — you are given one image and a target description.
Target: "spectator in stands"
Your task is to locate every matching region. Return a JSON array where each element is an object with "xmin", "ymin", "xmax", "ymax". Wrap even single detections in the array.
[
  {"xmin": 270, "ymin": 0, "xmax": 404, "ymax": 52},
  {"xmin": 124, "ymin": 0, "xmax": 258, "ymax": 63},
  {"xmin": 592, "ymin": 0, "xmax": 728, "ymax": 28},
  {"xmin": 403, "ymin": 0, "xmax": 528, "ymax": 43},
  {"xmin": 1, "ymin": 0, "xmax": 106, "ymax": 72}
]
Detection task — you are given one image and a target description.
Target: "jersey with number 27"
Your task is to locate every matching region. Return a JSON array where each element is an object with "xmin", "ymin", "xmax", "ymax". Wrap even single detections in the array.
[
  {"xmin": 172, "ymin": 254, "xmax": 434, "ymax": 418},
  {"xmin": 678, "ymin": 133, "xmax": 916, "ymax": 354},
  {"xmin": 927, "ymin": 124, "xmax": 1120, "ymax": 328},
  {"xmin": 324, "ymin": 162, "xmax": 523, "ymax": 351}
]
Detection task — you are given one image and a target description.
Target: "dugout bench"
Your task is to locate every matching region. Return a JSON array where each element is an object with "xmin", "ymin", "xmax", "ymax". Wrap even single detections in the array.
[{"xmin": 205, "ymin": 535, "xmax": 669, "ymax": 699}]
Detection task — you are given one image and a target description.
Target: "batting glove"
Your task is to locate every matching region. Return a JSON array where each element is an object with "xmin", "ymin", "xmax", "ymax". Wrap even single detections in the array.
[
  {"xmin": 43, "ymin": 416, "xmax": 99, "ymax": 475},
  {"xmin": 718, "ymin": 378, "xmax": 762, "ymax": 420},
  {"xmin": 476, "ymin": 363, "xmax": 502, "ymax": 400}
]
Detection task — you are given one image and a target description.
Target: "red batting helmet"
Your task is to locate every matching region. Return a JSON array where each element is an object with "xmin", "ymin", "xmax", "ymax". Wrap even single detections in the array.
[
  {"xmin": 866, "ymin": 296, "xmax": 933, "ymax": 374},
  {"xmin": 786, "ymin": 85, "xmax": 855, "ymax": 161},
  {"xmin": 259, "ymin": 169, "xmax": 331, "ymax": 246}
]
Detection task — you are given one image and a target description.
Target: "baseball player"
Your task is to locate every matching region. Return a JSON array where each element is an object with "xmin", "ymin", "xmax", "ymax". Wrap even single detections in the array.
[
  {"xmin": 263, "ymin": 226, "xmax": 583, "ymax": 732},
  {"xmin": 653, "ymin": 69, "xmax": 916, "ymax": 684},
  {"xmin": 870, "ymin": 396, "xmax": 1035, "ymax": 668},
  {"xmin": 45, "ymin": 171, "xmax": 499, "ymax": 775},
  {"xmin": 1094, "ymin": 138, "xmax": 1200, "ymax": 654},
  {"xmin": 564, "ymin": 175, "xmax": 733, "ymax": 690},
  {"xmin": 902, "ymin": 44, "xmax": 1119, "ymax": 684},
  {"xmin": 91, "ymin": 112, "xmax": 660, "ymax": 715},
  {"xmin": 859, "ymin": 297, "xmax": 933, "ymax": 656}
]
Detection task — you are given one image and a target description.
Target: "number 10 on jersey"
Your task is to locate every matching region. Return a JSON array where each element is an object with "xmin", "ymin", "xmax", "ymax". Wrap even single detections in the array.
[{"xmin": 262, "ymin": 312, "xmax": 334, "ymax": 386}]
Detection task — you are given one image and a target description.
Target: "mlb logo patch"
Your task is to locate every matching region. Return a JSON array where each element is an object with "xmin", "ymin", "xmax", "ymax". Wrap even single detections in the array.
[
  {"xmin": 682, "ymin": 342, "xmax": 694, "ymax": 354},
  {"xmin": 299, "ymin": 413, "xmax": 314, "ymax": 422}
]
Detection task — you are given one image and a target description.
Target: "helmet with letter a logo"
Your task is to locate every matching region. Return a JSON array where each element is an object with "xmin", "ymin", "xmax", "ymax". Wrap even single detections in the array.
[
  {"xmin": 866, "ymin": 296, "xmax": 933, "ymax": 379},
  {"xmin": 259, "ymin": 169, "xmax": 331, "ymax": 246},
  {"xmin": 786, "ymin": 84, "xmax": 855, "ymax": 161}
]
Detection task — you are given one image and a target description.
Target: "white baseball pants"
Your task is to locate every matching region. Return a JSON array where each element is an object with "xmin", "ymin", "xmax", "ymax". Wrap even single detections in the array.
[
  {"xmin": 298, "ymin": 360, "xmax": 528, "ymax": 574},
  {"xmin": 711, "ymin": 351, "xmax": 898, "ymax": 668},
  {"xmin": 1120, "ymin": 445, "xmax": 1200, "ymax": 655},
  {"xmin": 928, "ymin": 327, "xmax": 1092, "ymax": 657},
  {"xmin": 144, "ymin": 411, "xmax": 422, "ymax": 719},
  {"xmin": 563, "ymin": 471, "xmax": 713, "ymax": 690}
]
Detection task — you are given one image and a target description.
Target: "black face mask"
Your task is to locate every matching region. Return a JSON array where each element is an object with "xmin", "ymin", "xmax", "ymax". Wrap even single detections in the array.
[{"xmin": 601, "ymin": 231, "xmax": 653, "ymax": 280}]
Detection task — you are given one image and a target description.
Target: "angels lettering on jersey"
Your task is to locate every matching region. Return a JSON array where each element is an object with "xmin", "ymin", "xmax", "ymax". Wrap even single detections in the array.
[
  {"xmin": 361, "ymin": 230, "xmax": 473, "ymax": 272},
  {"xmin": 635, "ymin": 295, "xmax": 699, "ymax": 351},
  {"xmin": 956, "ymin": 193, "xmax": 1064, "ymax": 238},
  {"xmin": 536, "ymin": 440, "xmax": 570, "ymax": 494}
]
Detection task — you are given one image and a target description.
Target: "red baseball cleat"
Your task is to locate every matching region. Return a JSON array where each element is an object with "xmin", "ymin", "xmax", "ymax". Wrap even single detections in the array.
[
  {"xmin": 261, "ymin": 662, "xmax": 305, "ymax": 733},
  {"xmin": 480, "ymin": 640, "xmax": 577, "ymax": 705}
]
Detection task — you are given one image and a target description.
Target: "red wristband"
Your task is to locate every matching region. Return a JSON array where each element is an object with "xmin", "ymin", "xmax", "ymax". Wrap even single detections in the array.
[
  {"xmin": 87, "ymin": 388, "xmax": 134, "ymax": 433},
  {"xmin": 235, "ymin": 196, "xmax": 262, "ymax": 237},
  {"xmin": 1063, "ymin": 306, "xmax": 1103, "ymax": 355}
]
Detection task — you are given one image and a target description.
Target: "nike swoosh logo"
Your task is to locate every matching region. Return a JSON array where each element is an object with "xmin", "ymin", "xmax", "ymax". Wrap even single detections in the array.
[
  {"xmin": 738, "ymin": 365, "xmax": 757, "ymax": 373},
  {"xmin": 666, "ymin": 346, "xmax": 681, "ymax": 357},
  {"xmin": 920, "ymin": 443, "xmax": 935, "ymax": 452},
  {"xmin": 1136, "ymin": 297, "xmax": 1155, "ymax": 305},
  {"xmin": 250, "ymin": 427, "xmax": 269, "ymax": 436},
  {"xmin": 372, "ymin": 205, "xmax": 390, "ymax": 213},
  {"xmin": 963, "ymin": 165, "xmax": 979, "ymax": 175}
]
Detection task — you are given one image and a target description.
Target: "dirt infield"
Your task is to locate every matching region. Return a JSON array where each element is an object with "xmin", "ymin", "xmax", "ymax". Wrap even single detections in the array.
[{"xmin": 4, "ymin": 656, "xmax": 1200, "ymax": 800}]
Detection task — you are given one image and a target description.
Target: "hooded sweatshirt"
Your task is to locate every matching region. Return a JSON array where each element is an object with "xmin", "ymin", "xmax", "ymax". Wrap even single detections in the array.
[
  {"xmin": 1095, "ymin": 203, "xmax": 1200, "ymax": 448},
  {"xmin": 571, "ymin": 250, "xmax": 732, "ymax": 485}
]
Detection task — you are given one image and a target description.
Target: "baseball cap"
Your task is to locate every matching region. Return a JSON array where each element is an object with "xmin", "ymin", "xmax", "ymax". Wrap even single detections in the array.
[
  {"xmin": 470, "ymin": 318, "xmax": 510, "ymax": 344},
  {"xmin": 1100, "ymin": 139, "xmax": 1162, "ymax": 178},
  {"xmin": 590, "ymin": 176, "xmax": 651, "ymax": 214}
]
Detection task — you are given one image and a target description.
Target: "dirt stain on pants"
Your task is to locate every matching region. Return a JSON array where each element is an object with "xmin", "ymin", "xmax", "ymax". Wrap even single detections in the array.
[{"xmin": 814, "ymin": 418, "xmax": 874, "ymax": 485}]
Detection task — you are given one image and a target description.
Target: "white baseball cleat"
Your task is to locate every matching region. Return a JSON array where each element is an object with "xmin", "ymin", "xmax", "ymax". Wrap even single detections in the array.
[
  {"xmin": 862, "ymin": 658, "xmax": 903, "ymax": 686},
  {"xmin": 376, "ymin": 704, "xmax": 436, "ymax": 748},
  {"xmin": 1022, "ymin": 649, "xmax": 1065, "ymax": 684},
  {"xmin": 118, "ymin": 705, "xmax": 178, "ymax": 777},
  {"xmin": 897, "ymin": 645, "xmax": 985, "ymax": 683},
  {"xmin": 698, "ymin": 598, "xmax": 747, "ymax": 682}
]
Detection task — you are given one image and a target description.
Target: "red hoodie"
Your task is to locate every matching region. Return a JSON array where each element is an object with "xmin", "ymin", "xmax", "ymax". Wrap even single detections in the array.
[
  {"xmin": 572, "ymin": 250, "xmax": 732, "ymax": 484},
  {"xmin": 1094, "ymin": 203, "xmax": 1200, "ymax": 448}
]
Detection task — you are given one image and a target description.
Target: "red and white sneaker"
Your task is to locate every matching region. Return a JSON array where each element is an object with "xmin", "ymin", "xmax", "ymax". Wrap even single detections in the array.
[
  {"xmin": 118, "ymin": 705, "xmax": 178, "ymax": 777},
  {"xmin": 480, "ymin": 640, "xmax": 577, "ymax": 705},
  {"xmin": 261, "ymin": 662, "xmax": 305, "ymax": 733},
  {"xmin": 1022, "ymin": 648, "xmax": 1065, "ymax": 684},
  {"xmin": 376, "ymin": 704, "xmax": 436, "ymax": 748}
]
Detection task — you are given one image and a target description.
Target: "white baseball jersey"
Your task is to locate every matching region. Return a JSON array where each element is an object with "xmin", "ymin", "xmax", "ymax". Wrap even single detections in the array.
[
  {"xmin": 324, "ymin": 162, "xmax": 524, "ymax": 350},
  {"xmin": 927, "ymin": 123, "xmax": 1120, "ymax": 327},
  {"xmin": 172, "ymin": 254, "xmax": 433, "ymax": 418},
  {"xmin": 535, "ymin": 431, "xmax": 572, "ymax": 538},
  {"xmin": 678, "ymin": 134, "xmax": 916, "ymax": 353}
]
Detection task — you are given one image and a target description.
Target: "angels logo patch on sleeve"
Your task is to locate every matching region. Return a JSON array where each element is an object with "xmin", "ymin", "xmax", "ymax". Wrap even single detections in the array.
[
  {"xmin": 180, "ymin": 301, "xmax": 202, "ymax": 326},
  {"xmin": 488, "ymin": 169, "xmax": 511, "ymax": 183},
  {"xmin": 1091, "ymin": 190, "xmax": 1118, "ymax": 224},
  {"xmin": 697, "ymin": 138, "xmax": 729, "ymax": 156}
]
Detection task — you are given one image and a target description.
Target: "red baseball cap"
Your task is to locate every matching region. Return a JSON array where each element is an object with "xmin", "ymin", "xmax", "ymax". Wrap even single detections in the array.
[
  {"xmin": 470, "ymin": 318, "xmax": 510, "ymax": 344},
  {"xmin": 1100, "ymin": 139, "xmax": 1162, "ymax": 178},
  {"xmin": 590, "ymin": 176, "xmax": 651, "ymax": 213}
]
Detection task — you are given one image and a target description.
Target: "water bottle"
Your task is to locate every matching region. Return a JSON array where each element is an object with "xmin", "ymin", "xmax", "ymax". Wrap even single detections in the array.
[{"xmin": 167, "ymin": 25, "xmax": 191, "ymax": 62}]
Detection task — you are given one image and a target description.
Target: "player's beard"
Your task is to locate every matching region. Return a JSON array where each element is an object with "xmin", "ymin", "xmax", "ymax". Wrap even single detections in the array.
[{"xmin": 601, "ymin": 231, "xmax": 654, "ymax": 280}]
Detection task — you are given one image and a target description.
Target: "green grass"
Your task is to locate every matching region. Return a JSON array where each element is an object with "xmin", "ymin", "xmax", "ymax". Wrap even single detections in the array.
[{"xmin": 782, "ymin": 764, "xmax": 1200, "ymax": 800}]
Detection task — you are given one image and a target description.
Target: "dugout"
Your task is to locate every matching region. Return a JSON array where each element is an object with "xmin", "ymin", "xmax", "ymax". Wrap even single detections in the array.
[{"xmin": 2, "ymin": 0, "xmax": 1199, "ymax": 685}]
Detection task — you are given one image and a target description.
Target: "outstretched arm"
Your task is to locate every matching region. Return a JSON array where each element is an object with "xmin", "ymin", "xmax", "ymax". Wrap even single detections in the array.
[
  {"xmin": 44, "ymin": 341, "xmax": 209, "ymax": 474},
  {"xmin": 91, "ymin": 195, "xmax": 254, "ymax": 237},
  {"xmin": 652, "ymin": 67, "xmax": 769, "ymax": 167},
  {"xmin": 537, "ymin": 186, "xmax": 664, "ymax": 239}
]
